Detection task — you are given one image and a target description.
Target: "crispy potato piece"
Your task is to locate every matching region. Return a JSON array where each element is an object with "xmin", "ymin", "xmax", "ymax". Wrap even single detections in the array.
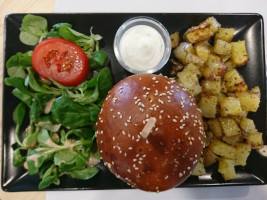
[
  {"xmin": 225, "ymin": 59, "xmax": 236, "ymax": 70},
  {"xmin": 191, "ymin": 157, "xmax": 206, "ymax": 176},
  {"xmin": 223, "ymin": 69, "xmax": 248, "ymax": 92},
  {"xmin": 201, "ymin": 76, "xmax": 222, "ymax": 95},
  {"xmin": 240, "ymin": 118, "xmax": 257, "ymax": 133},
  {"xmin": 222, "ymin": 135, "xmax": 242, "ymax": 145},
  {"xmin": 246, "ymin": 132, "xmax": 264, "ymax": 149},
  {"xmin": 231, "ymin": 40, "xmax": 249, "ymax": 66},
  {"xmin": 173, "ymin": 42, "xmax": 195, "ymax": 65},
  {"xmin": 207, "ymin": 118, "xmax": 223, "ymax": 138},
  {"xmin": 205, "ymin": 17, "xmax": 221, "ymax": 33},
  {"xmin": 170, "ymin": 32, "xmax": 180, "ymax": 48},
  {"xmin": 183, "ymin": 63, "xmax": 202, "ymax": 78},
  {"xmin": 220, "ymin": 97, "xmax": 242, "ymax": 117},
  {"xmin": 183, "ymin": 22, "xmax": 214, "ymax": 44},
  {"xmin": 203, "ymin": 54, "xmax": 228, "ymax": 79},
  {"xmin": 209, "ymin": 139, "xmax": 236, "ymax": 159},
  {"xmin": 214, "ymin": 39, "xmax": 232, "ymax": 56},
  {"xmin": 203, "ymin": 148, "xmax": 218, "ymax": 167},
  {"xmin": 195, "ymin": 41, "xmax": 211, "ymax": 63},
  {"xmin": 235, "ymin": 143, "xmax": 251, "ymax": 166},
  {"xmin": 219, "ymin": 117, "xmax": 241, "ymax": 137},
  {"xmin": 215, "ymin": 28, "xmax": 235, "ymax": 42},
  {"xmin": 235, "ymin": 89, "xmax": 260, "ymax": 112},
  {"xmin": 177, "ymin": 70, "xmax": 202, "ymax": 96},
  {"xmin": 218, "ymin": 158, "xmax": 237, "ymax": 181},
  {"xmin": 198, "ymin": 95, "xmax": 217, "ymax": 118}
]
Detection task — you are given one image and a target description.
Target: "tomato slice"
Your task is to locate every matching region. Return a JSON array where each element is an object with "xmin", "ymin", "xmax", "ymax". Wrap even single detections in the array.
[{"xmin": 32, "ymin": 38, "xmax": 89, "ymax": 86}]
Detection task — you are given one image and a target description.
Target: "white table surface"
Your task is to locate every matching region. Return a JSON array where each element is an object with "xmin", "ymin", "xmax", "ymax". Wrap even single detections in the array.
[{"xmin": 48, "ymin": 0, "xmax": 267, "ymax": 199}]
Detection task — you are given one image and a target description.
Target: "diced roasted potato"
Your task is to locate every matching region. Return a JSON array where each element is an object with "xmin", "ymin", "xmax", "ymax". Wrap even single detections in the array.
[
  {"xmin": 235, "ymin": 143, "xmax": 251, "ymax": 166},
  {"xmin": 183, "ymin": 63, "xmax": 202, "ymax": 78},
  {"xmin": 205, "ymin": 17, "xmax": 221, "ymax": 33},
  {"xmin": 209, "ymin": 139, "xmax": 236, "ymax": 159},
  {"xmin": 198, "ymin": 95, "xmax": 217, "ymax": 118},
  {"xmin": 207, "ymin": 118, "xmax": 223, "ymax": 138},
  {"xmin": 215, "ymin": 28, "xmax": 235, "ymax": 42},
  {"xmin": 219, "ymin": 97, "xmax": 242, "ymax": 117},
  {"xmin": 240, "ymin": 118, "xmax": 257, "ymax": 133},
  {"xmin": 201, "ymin": 76, "xmax": 221, "ymax": 95},
  {"xmin": 191, "ymin": 157, "xmax": 206, "ymax": 176},
  {"xmin": 231, "ymin": 40, "xmax": 249, "ymax": 66},
  {"xmin": 218, "ymin": 158, "xmax": 237, "ymax": 181},
  {"xmin": 246, "ymin": 132, "xmax": 264, "ymax": 149},
  {"xmin": 170, "ymin": 32, "xmax": 180, "ymax": 48},
  {"xmin": 235, "ymin": 89, "xmax": 260, "ymax": 112},
  {"xmin": 173, "ymin": 42, "xmax": 195, "ymax": 65},
  {"xmin": 203, "ymin": 148, "xmax": 218, "ymax": 167},
  {"xmin": 223, "ymin": 69, "xmax": 248, "ymax": 92},
  {"xmin": 177, "ymin": 70, "xmax": 202, "ymax": 96},
  {"xmin": 222, "ymin": 135, "xmax": 242, "ymax": 145},
  {"xmin": 215, "ymin": 92, "xmax": 227, "ymax": 103},
  {"xmin": 225, "ymin": 59, "xmax": 236, "ymax": 70},
  {"xmin": 195, "ymin": 40, "xmax": 211, "ymax": 63},
  {"xmin": 183, "ymin": 22, "xmax": 214, "ymax": 44},
  {"xmin": 214, "ymin": 39, "xmax": 232, "ymax": 56},
  {"xmin": 219, "ymin": 117, "xmax": 241, "ymax": 137},
  {"xmin": 203, "ymin": 54, "xmax": 228, "ymax": 79}
]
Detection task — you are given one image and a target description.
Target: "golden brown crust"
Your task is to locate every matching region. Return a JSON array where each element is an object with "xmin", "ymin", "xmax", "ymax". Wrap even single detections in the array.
[{"xmin": 96, "ymin": 74, "xmax": 205, "ymax": 192}]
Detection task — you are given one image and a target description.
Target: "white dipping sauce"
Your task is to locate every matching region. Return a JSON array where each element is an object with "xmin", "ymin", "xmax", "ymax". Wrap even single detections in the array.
[{"xmin": 119, "ymin": 25, "xmax": 165, "ymax": 71}]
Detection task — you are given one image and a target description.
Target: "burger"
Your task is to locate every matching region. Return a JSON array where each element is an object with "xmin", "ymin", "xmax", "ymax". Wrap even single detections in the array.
[{"xmin": 96, "ymin": 74, "xmax": 205, "ymax": 192}]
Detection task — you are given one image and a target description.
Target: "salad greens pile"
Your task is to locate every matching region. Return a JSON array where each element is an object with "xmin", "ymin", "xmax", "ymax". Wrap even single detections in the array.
[{"xmin": 5, "ymin": 14, "xmax": 113, "ymax": 189}]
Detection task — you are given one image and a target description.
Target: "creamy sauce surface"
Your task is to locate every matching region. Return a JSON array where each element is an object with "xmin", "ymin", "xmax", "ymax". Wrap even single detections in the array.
[{"xmin": 119, "ymin": 25, "xmax": 165, "ymax": 71}]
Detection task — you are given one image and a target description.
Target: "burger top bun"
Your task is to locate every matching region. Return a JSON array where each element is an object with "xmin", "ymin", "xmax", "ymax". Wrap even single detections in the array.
[{"xmin": 96, "ymin": 74, "xmax": 205, "ymax": 192}]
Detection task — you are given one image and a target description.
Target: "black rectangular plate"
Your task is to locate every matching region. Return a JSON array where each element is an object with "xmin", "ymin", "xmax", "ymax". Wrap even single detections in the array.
[{"xmin": 2, "ymin": 13, "xmax": 267, "ymax": 192}]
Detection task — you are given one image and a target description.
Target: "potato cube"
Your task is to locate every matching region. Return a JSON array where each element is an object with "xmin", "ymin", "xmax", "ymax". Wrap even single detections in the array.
[
  {"xmin": 219, "ymin": 117, "xmax": 241, "ymax": 137},
  {"xmin": 205, "ymin": 17, "xmax": 221, "ymax": 33},
  {"xmin": 246, "ymin": 132, "xmax": 264, "ymax": 149},
  {"xmin": 235, "ymin": 90, "xmax": 260, "ymax": 112},
  {"xmin": 218, "ymin": 158, "xmax": 237, "ymax": 181},
  {"xmin": 231, "ymin": 40, "xmax": 249, "ymax": 66},
  {"xmin": 214, "ymin": 39, "xmax": 232, "ymax": 56},
  {"xmin": 225, "ymin": 59, "xmax": 236, "ymax": 70},
  {"xmin": 183, "ymin": 63, "xmax": 202, "ymax": 78},
  {"xmin": 220, "ymin": 97, "xmax": 242, "ymax": 117},
  {"xmin": 240, "ymin": 118, "xmax": 257, "ymax": 133},
  {"xmin": 195, "ymin": 41, "xmax": 211, "ymax": 63},
  {"xmin": 191, "ymin": 157, "xmax": 206, "ymax": 176},
  {"xmin": 177, "ymin": 71, "xmax": 202, "ymax": 96},
  {"xmin": 173, "ymin": 42, "xmax": 195, "ymax": 65},
  {"xmin": 223, "ymin": 69, "xmax": 248, "ymax": 92},
  {"xmin": 209, "ymin": 139, "xmax": 236, "ymax": 159},
  {"xmin": 215, "ymin": 28, "xmax": 235, "ymax": 42},
  {"xmin": 215, "ymin": 92, "xmax": 227, "ymax": 103},
  {"xmin": 203, "ymin": 148, "xmax": 218, "ymax": 167},
  {"xmin": 222, "ymin": 135, "xmax": 242, "ymax": 145},
  {"xmin": 203, "ymin": 54, "xmax": 228, "ymax": 79},
  {"xmin": 235, "ymin": 143, "xmax": 251, "ymax": 166},
  {"xmin": 201, "ymin": 76, "xmax": 222, "ymax": 95},
  {"xmin": 183, "ymin": 22, "xmax": 214, "ymax": 44},
  {"xmin": 207, "ymin": 118, "xmax": 223, "ymax": 138},
  {"xmin": 170, "ymin": 32, "xmax": 180, "ymax": 48},
  {"xmin": 198, "ymin": 95, "xmax": 217, "ymax": 118}
]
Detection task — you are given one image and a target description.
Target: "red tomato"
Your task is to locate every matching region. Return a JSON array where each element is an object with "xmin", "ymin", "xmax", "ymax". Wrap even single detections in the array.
[{"xmin": 32, "ymin": 38, "xmax": 89, "ymax": 86}]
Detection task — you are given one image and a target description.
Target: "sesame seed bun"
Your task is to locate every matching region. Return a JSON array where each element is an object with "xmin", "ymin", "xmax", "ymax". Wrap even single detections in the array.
[{"xmin": 96, "ymin": 74, "xmax": 205, "ymax": 192}]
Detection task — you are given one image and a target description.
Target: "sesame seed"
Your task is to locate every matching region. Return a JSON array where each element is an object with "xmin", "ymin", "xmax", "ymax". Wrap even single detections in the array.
[{"xmin": 172, "ymin": 119, "xmax": 177, "ymax": 123}]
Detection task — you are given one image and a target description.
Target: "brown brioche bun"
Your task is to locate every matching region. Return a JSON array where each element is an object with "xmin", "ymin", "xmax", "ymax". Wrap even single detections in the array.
[{"xmin": 96, "ymin": 74, "xmax": 205, "ymax": 192}]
